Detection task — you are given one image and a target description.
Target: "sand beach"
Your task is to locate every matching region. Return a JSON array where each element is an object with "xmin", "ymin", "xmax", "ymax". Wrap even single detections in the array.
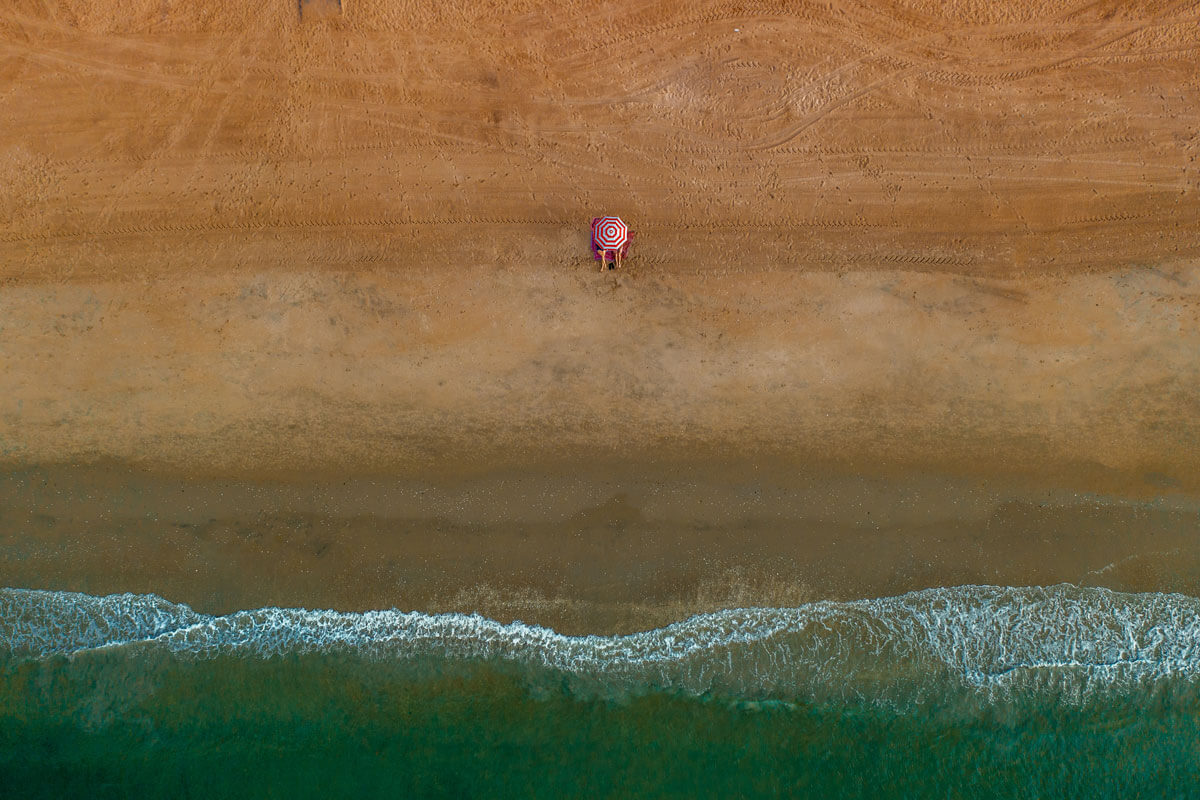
[
  {"xmin": 1, "ymin": 0, "xmax": 1198, "ymax": 627},
  {"xmin": 6, "ymin": 4, "xmax": 1200, "ymax": 796}
]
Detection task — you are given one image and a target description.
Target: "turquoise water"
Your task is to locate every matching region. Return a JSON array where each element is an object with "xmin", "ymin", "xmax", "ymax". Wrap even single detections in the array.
[{"xmin": 3, "ymin": 585, "xmax": 1200, "ymax": 797}]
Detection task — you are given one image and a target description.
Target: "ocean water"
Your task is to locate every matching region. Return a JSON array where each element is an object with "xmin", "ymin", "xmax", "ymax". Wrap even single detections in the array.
[{"xmin": 2, "ymin": 584, "xmax": 1200, "ymax": 797}]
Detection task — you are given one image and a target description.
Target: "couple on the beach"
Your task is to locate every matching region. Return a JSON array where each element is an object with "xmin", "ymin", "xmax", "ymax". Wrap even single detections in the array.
[{"xmin": 596, "ymin": 243, "xmax": 628, "ymax": 271}]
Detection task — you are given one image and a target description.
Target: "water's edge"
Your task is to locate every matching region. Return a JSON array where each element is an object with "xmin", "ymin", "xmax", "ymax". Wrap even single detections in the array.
[{"xmin": 4, "ymin": 584, "xmax": 1198, "ymax": 708}]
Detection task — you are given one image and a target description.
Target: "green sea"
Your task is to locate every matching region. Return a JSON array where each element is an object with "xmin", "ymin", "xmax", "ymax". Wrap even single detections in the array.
[{"xmin": 3, "ymin": 585, "xmax": 1200, "ymax": 798}]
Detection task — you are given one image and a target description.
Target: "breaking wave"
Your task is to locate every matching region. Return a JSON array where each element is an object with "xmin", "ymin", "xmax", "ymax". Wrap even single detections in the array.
[{"xmin": 3, "ymin": 585, "xmax": 1199, "ymax": 707}]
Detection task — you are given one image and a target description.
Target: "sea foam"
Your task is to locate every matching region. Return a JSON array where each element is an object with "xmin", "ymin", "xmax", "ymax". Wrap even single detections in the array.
[{"xmin": 3, "ymin": 585, "xmax": 1198, "ymax": 705}]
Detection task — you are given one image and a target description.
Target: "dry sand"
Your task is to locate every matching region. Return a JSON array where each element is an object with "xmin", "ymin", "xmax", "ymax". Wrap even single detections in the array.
[{"xmin": 1, "ymin": 0, "xmax": 1198, "ymax": 630}]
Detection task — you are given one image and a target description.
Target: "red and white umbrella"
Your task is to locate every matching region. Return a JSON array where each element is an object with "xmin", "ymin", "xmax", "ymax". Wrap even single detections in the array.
[{"xmin": 591, "ymin": 216, "xmax": 629, "ymax": 251}]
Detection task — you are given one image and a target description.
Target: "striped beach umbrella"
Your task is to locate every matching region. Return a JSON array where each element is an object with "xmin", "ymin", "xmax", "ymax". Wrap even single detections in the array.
[{"xmin": 591, "ymin": 216, "xmax": 629, "ymax": 252}]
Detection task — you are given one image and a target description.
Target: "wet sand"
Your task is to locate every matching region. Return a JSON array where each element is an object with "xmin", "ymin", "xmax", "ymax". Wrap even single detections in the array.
[{"xmin": 2, "ymin": 459, "xmax": 1198, "ymax": 635}]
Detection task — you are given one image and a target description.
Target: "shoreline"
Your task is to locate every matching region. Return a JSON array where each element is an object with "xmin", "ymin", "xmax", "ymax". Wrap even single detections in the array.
[
  {"xmin": 3, "ymin": 459, "xmax": 1198, "ymax": 635},
  {"xmin": 2, "ymin": 264, "xmax": 1197, "ymax": 634}
]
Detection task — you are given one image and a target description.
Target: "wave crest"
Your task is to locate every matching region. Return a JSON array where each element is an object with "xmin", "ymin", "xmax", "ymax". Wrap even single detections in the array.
[{"xmin": 3, "ymin": 585, "xmax": 1198, "ymax": 704}]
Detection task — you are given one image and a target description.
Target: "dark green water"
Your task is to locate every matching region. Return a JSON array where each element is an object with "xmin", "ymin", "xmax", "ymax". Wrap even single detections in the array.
[
  {"xmin": 3, "ymin": 654, "xmax": 1198, "ymax": 799},
  {"xmin": 3, "ymin": 586, "xmax": 1200, "ymax": 798},
  {"xmin": 0, "ymin": 652, "xmax": 1195, "ymax": 796}
]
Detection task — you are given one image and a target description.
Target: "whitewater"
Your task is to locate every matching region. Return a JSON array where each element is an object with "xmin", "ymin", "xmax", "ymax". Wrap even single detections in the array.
[{"xmin": 3, "ymin": 585, "xmax": 1199, "ymax": 707}]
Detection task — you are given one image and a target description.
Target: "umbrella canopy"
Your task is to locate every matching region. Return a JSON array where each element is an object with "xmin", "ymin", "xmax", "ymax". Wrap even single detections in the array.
[{"xmin": 591, "ymin": 216, "xmax": 629, "ymax": 251}]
